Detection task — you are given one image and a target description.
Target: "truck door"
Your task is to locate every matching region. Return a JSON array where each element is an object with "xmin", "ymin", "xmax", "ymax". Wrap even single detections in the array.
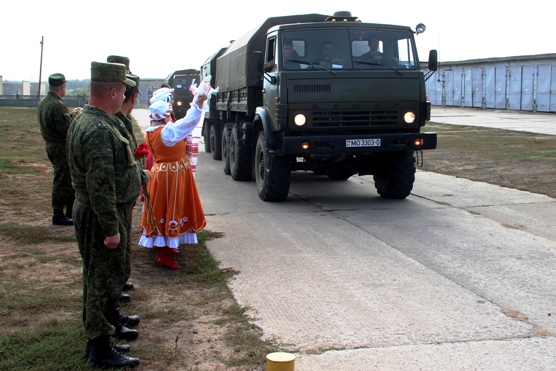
[{"xmin": 263, "ymin": 36, "xmax": 279, "ymax": 130}]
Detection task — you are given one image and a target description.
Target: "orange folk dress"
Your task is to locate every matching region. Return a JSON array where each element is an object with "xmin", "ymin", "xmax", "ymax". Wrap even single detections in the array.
[{"xmin": 139, "ymin": 106, "xmax": 206, "ymax": 249}]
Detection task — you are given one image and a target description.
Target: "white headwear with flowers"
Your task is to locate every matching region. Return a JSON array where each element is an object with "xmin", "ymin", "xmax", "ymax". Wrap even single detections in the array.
[{"xmin": 149, "ymin": 100, "xmax": 172, "ymax": 121}]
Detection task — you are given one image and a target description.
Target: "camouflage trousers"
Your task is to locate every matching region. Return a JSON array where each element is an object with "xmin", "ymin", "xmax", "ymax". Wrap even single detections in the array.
[
  {"xmin": 124, "ymin": 204, "xmax": 134, "ymax": 284},
  {"xmin": 73, "ymin": 200, "xmax": 134, "ymax": 339},
  {"xmin": 45, "ymin": 142, "xmax": 74, "ymax": 212}
]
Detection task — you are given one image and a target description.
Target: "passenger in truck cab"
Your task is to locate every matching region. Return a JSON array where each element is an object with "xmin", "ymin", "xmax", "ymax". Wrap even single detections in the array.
[
  {"xmin": 313, "ymin": 41, "xmax": 344, "ymax": 68},
  {"xmin": 360, "ymin": 36, "xmax": 398, "ymax": 65},
  {"xmin": 282, "ymin": 40, "xmax": 300, "ymax": 69},
  {"xmin": 314, "ymin": 41, "xmax": 334, "ymax": 68}
]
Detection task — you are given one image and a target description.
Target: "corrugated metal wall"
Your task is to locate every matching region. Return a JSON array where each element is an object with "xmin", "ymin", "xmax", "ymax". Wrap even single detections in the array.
[{"xmin": 425, "ymin": 54, "xmax": 556, "ymax": 113}]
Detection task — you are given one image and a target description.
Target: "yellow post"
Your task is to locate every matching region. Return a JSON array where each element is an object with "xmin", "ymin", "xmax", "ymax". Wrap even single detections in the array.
[{"xmin": 266, "ymin": 352, "xmax": 296, "ymax": 371}]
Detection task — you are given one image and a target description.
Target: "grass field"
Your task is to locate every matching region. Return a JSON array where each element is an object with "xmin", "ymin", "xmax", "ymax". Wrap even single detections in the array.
[{"xmin": 421, "ymin": 121, "xmax": 556, "ymax": 199}]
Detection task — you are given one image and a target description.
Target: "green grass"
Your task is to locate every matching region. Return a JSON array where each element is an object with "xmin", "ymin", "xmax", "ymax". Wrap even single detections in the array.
[
  {"xmin": 0, "ymin": 222, "xmax": 76, "ymax": 245},
  {"xmin": 0, "ymin": 107, "xmax": 48, "ymax": 175},
  {"xmin": 421, "ymin": 122, "xmax": 556, "ymax": 198},
  {"xmin": 0, "ymin": 320, "xmax": 90, "ymax": 371}
]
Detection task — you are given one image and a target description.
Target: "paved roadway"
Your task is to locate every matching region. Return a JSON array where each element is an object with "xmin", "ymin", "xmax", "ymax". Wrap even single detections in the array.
[{"xmin": 134, "ymin": 107, "xmax": 556, "ymax": 370}]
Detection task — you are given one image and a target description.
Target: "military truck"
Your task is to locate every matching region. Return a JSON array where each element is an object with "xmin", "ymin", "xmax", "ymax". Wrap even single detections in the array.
[
  {"xmin": 166, "ymin": 69, "xmax": 199, "ymax": 119},
  {"xmin": 201, "ymin": 11, "xmax": 438, "ymax": 201}
]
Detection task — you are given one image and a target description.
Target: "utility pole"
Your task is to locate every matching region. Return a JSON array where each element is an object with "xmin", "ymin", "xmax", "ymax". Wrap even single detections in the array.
[{"xmin": 38, "ymin": 36, "xmax": 44, "ymax": 100}]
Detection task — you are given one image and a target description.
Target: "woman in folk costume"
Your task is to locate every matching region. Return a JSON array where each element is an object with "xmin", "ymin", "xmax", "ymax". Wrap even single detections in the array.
[
  {"xmin": 144, "ymin": 87, "xmax": 175, "ymax": 171},
  {"xmin": 138, "ymin": 94, "xmax": 207, "ymax": 269}
]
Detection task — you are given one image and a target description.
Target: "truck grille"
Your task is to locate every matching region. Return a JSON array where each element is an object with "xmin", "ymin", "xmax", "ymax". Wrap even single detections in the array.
[
  {"xmin": 312, "ymin": 110, "xmax": 398, "ymax": 127},
  {"xmin": 293, "ymin": 84, "xmax": 331, "ymax": 93}
]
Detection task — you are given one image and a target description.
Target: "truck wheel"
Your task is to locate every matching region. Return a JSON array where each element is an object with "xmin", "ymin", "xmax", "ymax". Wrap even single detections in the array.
[
  {"xmin": 222, "ymin": 124, "xmax": 232, "ymax": 175},
  {"xmin": 230, "ymin": 125, "xmax": 252, "ymax": 181},
  {"xmin": 255, "ymin": 131, "xmax": 291, "ymax": 202},
  {"xmin": 203, "ymin": 121, "xmax": 211, "ymax": 153},
  {"xmin": 373, "ymin": 151, "xmax": 416, "ymax": 199},
  {"xmin": 209, "ymin": 124, "xmax": 222, "ymax": 160}
]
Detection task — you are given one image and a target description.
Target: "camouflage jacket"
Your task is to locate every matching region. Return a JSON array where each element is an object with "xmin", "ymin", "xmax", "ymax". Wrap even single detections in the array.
[
  {"xmin": 67, "ymin": 105, "xmax": 142, "ymax": 237},
  {"xmin": 37, "ymin": 91, "xmax": 72, "ymax": 143},
  {"xmin": 114, "ymin": 111, "xmax": 149, "ymax": 187},
  {"xmin": 114, "ymin": 111, "xmax": 138, "ymax": 152}
]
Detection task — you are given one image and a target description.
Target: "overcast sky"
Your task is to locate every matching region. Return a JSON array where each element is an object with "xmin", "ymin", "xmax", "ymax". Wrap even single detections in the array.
[{"xmin": 1, "ymin": 0, "xmax": 553, "ymax": 82}]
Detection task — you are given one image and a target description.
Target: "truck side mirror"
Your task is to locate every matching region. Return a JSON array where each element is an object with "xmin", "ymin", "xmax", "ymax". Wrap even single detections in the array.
[{"xmin": 428, "ymin": 50, "xmax": 438, "ymax": 71}]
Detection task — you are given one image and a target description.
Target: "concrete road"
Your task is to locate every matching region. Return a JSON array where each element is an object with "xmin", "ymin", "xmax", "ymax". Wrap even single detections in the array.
[{"xmin": 134, "ymin": 108, "xmax": 556, "ymax": 370}]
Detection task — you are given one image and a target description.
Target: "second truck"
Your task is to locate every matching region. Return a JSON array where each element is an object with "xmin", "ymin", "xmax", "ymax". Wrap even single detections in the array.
[{"xmin": 201, "ymin": 11, "xmax": 438, "ymax": 201}]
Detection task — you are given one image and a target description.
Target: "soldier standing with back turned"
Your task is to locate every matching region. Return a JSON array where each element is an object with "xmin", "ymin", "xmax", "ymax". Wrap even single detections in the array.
[{"xmin": 37, "ymin": 73, "xmax": 76, "ymax": 225}]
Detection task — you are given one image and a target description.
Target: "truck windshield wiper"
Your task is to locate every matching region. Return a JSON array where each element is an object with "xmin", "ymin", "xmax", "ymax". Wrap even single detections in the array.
[
  {"xmin": 289, "ymin": 59, "xmax": 337, "ymax": 75},
  {"xmin": 354, "ymin": 60, "xmax": 402, "ymax": 76}
]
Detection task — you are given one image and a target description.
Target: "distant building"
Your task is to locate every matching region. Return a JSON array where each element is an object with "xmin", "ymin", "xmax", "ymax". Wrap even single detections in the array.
[
  {"xmin": 426, "ymin": 53, "xmax": 556, "ymax": 112},
  {"xmin": 1, "ymin": 79, "xmax": 44, "ymax": 96},
  {"xmin": 141, "ymin": 78, "xmax": 167, "ymax": 108}
]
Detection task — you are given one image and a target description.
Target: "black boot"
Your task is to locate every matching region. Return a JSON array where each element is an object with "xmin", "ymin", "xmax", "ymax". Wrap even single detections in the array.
[
  {"xmin": 122, "ymin": 282, "xmax": 134, "ymax": 292},
  {"xmin": 52, "ymin": 209, "xmax": 73, "ymax": 226},
  {"xmin": 87, "ymin": 335, "xmax": 139, "ymax": 368},
  {"xmin": 114, "ymin": 324, "xmax": 138, "ymax": 341},
  {"xmin": 119, "ymin": 312, "xmax": 140, "ymax": 328},
  {"xmin": 83, "ymin": 339, "xmax": 130, "ymax": 359},
  {"xmin": 120, "ymin": 293, "xmax": 132, "ymax": 304}
]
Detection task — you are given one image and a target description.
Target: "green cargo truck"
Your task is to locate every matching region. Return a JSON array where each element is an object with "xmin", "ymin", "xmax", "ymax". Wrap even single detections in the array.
[
  {"xmin": 165, "ymin": 69, "xmax": 199, "ymax": 120},
  {"xmin": 201, "ymin": 11, "xmax": 438, "ymax": 201}
]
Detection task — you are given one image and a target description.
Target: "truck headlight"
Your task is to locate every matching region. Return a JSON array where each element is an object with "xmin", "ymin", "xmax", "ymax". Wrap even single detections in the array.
[
  {"xmin": 404, "ymin": 111, "xmax": 416, "ymax": 124},
  {"xmin": 294, "ymin": 114, "xmax": 306, "ymax": 126}
]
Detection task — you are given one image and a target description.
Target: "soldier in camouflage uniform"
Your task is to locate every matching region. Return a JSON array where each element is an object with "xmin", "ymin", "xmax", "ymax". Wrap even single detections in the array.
[
  {"xmin": 107, "ymin": 55, "xmax": 144, "ymax": 308},
  {"xmin": 37, "ymin": 73, "xmax": 75, "ymax": 226},
  {"xmin": 67, "ymin": 61, "xmax": 142, "ymax": 369}
]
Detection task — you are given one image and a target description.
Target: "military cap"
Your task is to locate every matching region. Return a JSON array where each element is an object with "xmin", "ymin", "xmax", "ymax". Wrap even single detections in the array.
[
  {"xmin": 91, "ymin": 62, "xmax": 136, "ymax": 87},
  {"xmin": 107, "ymin": 55, "xmax": 130, "ymax": 71},
  {"xmin": 48, "ymin": 73, "xmax": 67, "ymax": 86},
  {"xmin": 126, "ymin": 73, "xmax": 142, "ymax": 95}
]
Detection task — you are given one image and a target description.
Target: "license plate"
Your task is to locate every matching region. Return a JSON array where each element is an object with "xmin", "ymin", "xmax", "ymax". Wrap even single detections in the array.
[{"xmin": 346, "ymin": 139, "xmax": 381, "ymax": 148}]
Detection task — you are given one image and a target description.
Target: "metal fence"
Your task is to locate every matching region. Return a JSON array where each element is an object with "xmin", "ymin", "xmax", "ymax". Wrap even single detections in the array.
[
  {"xmin": 425, "ymin": 54, "xmax": 556, "ymax": 113},
  {"xmin": 0, "ymin": 94, "xmax": 90, "ymax": 108}
]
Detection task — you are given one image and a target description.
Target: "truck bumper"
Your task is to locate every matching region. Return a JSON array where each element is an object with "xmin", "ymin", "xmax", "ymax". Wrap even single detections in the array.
[{"xmin": 275, "ymin": 132, "xmax": 437, "ymax": 156}]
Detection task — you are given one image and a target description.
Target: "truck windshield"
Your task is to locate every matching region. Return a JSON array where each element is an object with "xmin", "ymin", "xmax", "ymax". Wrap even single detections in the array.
[
  {"xmin": 282, "ymin": 28, "xmax": 416, "ymax": 70},
  {"xmin": 174, "ymin": 75, "xmax": 197, "ymax": 92}
]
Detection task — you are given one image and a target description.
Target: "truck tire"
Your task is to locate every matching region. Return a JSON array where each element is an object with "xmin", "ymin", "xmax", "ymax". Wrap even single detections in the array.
[
  {"xmin": 230, "ymin": 125, "xmax": 252, "ymax": 181},
  {"xmin": 373, "ymin": 151, "xmax": 416, "ymax": 199},
  {"xmin": 203, "ymin": 121, "xmax": 211, "ymax": 153},
  {"xmin": 255, "ymin": 131, "xmax": 291, "ymax": 202},
  {"xmin": 209, "ymin": 124, "xmax": 222, "ymax": 160},
  {"xmin": 222, "ymin": 124, "xmax": 232, "ymax": 175}
]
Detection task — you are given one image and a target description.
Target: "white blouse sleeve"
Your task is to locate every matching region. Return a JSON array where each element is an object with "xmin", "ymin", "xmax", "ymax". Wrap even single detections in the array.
[{"xmin": 161, "ymin": 103, "xmax": 203, "ymax": 147}]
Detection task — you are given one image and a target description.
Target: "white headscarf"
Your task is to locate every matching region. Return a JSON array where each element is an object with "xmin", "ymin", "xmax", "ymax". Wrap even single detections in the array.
[
  {"xmin": 150, "ymin": 87, "xmax": 174, "ymax": 104},
  {"xmin": 149, "ymin": 100, "xmax": 172, "ymax": 121}
]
